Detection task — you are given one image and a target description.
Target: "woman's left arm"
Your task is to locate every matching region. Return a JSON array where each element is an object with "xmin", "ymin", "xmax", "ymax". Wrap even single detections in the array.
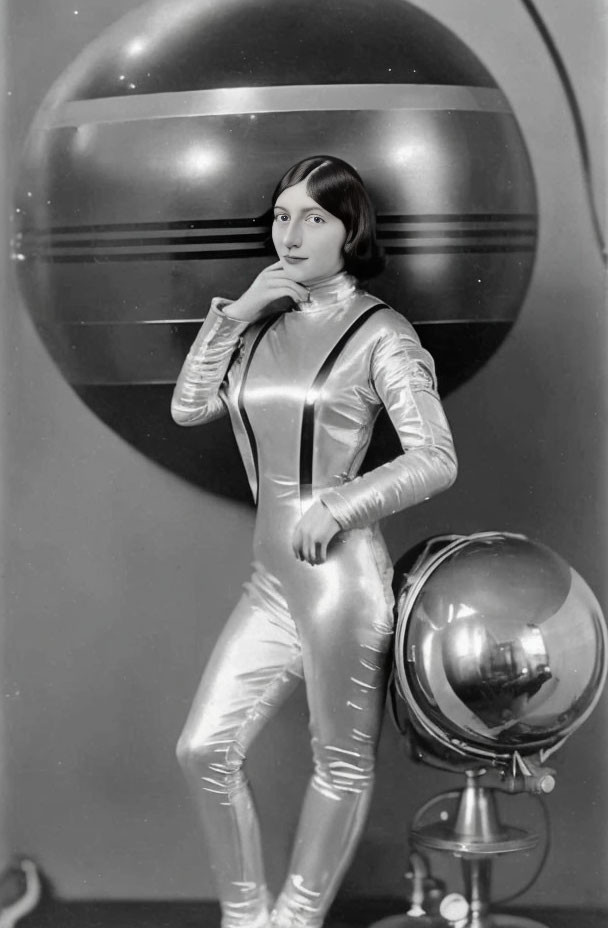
[{"xmin": 319, "ymin": 320, "xmax": 458, "ymax": 531}]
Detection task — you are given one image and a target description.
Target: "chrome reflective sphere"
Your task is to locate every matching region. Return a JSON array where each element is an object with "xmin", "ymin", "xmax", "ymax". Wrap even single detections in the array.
[
  {"xmin": 13, "ymin": 0, "xmax": 536, "ymax": 498},
  {"xmin": 394, "ymin": 533, "xmax": 607, "ymax": 766}
]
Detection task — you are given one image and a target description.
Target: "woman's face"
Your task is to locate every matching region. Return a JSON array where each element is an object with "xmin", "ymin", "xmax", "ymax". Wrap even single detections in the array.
[{"xmin": 272, "ymin": 180, "xmax": 347, "ymax": 284}]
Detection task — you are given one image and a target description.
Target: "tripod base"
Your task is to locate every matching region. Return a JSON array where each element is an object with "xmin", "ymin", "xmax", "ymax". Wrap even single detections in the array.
[{"xmin": 368, "ymin": 914, "xmax": 549, "ymax": 928}]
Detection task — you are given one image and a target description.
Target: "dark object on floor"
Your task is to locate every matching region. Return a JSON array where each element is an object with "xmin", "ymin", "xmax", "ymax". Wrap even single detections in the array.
[{"xmin": 0, "ymin": 859, "xmax": 42, "ymax": 928}]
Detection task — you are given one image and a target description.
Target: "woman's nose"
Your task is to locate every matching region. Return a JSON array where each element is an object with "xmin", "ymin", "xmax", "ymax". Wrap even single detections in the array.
[{"xmin": 283, "ymin": 220, "xmax": 302, "ymax": 249}]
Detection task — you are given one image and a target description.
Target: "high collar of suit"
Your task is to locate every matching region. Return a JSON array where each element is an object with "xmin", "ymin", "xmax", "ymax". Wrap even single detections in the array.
[{"xmin": 293, "ymin": 270, "xmax": 359, "ymax": 313}]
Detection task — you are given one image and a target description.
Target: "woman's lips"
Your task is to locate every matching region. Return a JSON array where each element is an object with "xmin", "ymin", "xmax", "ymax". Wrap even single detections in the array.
[{"xmin": 283, "ymin": 255, "xmax": 307, "ymax": 265}]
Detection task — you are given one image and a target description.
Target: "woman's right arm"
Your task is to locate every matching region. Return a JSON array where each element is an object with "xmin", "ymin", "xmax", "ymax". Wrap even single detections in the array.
[
  {"xmin": 171, "ymin": 298, "xmax": 249, "ymax": 427},
  {"xmin": 171, "ymin": 261, "xmax": 309, "ymax": 427}
]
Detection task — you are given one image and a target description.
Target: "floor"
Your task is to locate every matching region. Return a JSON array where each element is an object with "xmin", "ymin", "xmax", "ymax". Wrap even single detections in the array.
[{"xmin": 19, "ymin": 900, "xmax": 608, "ymax": 928}]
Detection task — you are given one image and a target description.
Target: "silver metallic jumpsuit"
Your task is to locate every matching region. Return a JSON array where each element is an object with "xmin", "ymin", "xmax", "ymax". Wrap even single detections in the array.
[{"xmin": 171, "ymin": 271, "xmax": 457, "ymax": 928}]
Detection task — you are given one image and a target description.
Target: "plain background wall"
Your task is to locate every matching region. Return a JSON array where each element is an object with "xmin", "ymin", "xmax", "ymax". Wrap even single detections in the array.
[{"xmin": 1, "ymin": 0, "xmax": 606, "ymax": 910}]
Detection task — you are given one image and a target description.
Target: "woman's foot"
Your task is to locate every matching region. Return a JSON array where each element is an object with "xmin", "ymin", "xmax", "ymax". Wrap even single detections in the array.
[
  {"xmin": 270, "ymin": 902, "xmax": 323, "ymax": 928},
  {"xmin": 221, "ymin": 888, "xmax": 275, "ymax": 928}
]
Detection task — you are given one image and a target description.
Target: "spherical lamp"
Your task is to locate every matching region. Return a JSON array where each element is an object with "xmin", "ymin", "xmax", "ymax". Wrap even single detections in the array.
[{"xmin": 371, "ymin": 532, "xmax": 607, "ymax": 928}]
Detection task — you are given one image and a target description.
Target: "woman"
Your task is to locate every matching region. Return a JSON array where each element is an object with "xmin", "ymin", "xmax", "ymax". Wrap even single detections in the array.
[{"xmin": 171, "ymin": 155, "xmax": 457, "ymax": 928}]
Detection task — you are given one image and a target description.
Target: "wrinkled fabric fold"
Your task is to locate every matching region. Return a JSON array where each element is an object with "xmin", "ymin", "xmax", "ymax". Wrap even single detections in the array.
[
  {"xmin": 171, "ymin": 298, "xmax": 247, "ymax": 426},
  {"xmin": 319, "ymin": 327, "xmax": 457, "ymax": 529}
]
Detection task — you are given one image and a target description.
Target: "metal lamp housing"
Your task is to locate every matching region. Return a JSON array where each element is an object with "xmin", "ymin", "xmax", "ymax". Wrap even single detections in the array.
[{"xmin": 393, "ymin": 533, "xmax": 607, "ymax": 767}]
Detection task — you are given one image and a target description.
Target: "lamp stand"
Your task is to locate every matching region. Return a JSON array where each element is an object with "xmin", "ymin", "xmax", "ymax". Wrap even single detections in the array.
[{"xmin": 368, "ymin": 772, "xmax": 549, "ymax": 928}]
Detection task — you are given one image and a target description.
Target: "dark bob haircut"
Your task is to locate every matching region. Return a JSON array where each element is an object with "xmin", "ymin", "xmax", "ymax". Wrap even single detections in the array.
[{"xmin": 271, "ymin": 155, "xmax": 386, "ymax": 280}]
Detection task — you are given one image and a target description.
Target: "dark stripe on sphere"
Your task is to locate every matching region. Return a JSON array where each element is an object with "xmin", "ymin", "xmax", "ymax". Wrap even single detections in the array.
[
  {"xmin": 22, "ymin": 213, "xmax": 538, "ymax": 240},
  {"xmin": 380, "ymin": 213, "xmax": 537, "ymax": 224},
  {"xmin": 34, "ymin": 248, "xmax": 269, "ymax": 263},
  {"xmin": 23, "ymin": 227, "xmax": 536, "ymax": 251},
  {"xmin": 24, "ymin": 217, "xmax": 266, "ymax": 237},
  {"xmin": 31, "ymin": 244, "xmax": 537, "ymax": 263},
  {"xmin": 33, "ymin": 233, "xmax": 269, "ymax": 250},
  {"xmin": 378, "ymin": 229, "xmax": 536, "ymax": 241},
  {"xmin": 383, "ymin": 244, "xmax": 537, "ymax": 256}
]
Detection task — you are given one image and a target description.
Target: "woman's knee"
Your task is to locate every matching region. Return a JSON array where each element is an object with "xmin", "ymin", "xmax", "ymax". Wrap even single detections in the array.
[
  {"xmin": 176, "ymin": 731, "xmax": 195, "ymax": 773},
  {"xmin": 176, "ymin": 728, "xmax": 215, "ymax": 774},
  {"xmin": 176, "ymin": 727, "xmax": 247, "ymax": 793}
]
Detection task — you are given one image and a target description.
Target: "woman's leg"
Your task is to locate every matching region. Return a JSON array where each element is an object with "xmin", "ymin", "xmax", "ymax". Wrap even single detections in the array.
[
  {"xmin": 272, "ymin": 530, "xmax": 395, "ymax": 928},
  {"xmin": 177, "ymin": 563, "xmax": 303, "ymax": 928}
]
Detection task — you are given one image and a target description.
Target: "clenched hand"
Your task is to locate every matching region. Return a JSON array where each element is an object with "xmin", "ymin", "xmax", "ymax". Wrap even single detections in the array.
[{"xmin": 292, "ymin": 502, "xmax": 341, "ymax": 565}]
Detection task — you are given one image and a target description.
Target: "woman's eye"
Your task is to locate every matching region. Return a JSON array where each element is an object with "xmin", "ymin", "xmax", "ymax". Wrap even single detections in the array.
[
  {"xmin": 307, "ymin": 215, "xmax": 325, "ymax": 224},
  {"xmin": 274, "ymin": 214, "xmax": 289, "ymax": 223}
]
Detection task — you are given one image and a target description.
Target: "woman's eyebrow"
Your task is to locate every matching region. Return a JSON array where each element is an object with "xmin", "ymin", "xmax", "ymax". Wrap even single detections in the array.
[{"xmin": 274, "ymin": 203, "xmax": 327, "ymax": 214}]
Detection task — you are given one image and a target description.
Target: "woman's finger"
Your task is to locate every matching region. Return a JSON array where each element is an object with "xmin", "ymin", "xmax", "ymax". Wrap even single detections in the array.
[
  {"xmin": 302, "ymin": 531, "xmax": 314, "ymax": 566},
  {"xmin": 293, "ymin": 526, "xmax": 309, "ymax": 562},
  {"xmin": 291, "ymin": 525, "xmax": 302, "ymax": 559},
  {"xmin": 268, "ymin": 279, "xmax": 309, "ymax": 299},
  {"xmin": 266, "ymin": 267, "xmax": 307, "ymax": 286},
  {"xmin": 263, "ymin": 260, "xmax": 285, "ymax": 274}
]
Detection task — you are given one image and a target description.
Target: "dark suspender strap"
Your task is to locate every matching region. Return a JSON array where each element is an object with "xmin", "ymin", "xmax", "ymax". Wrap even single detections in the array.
[
  {"xmin": 299, "ymin": 303, "xmax": 387, "ymax": 503},
  {"xmin": 237, "ymin": 315, "xmax": 277, "ymax": 504}
]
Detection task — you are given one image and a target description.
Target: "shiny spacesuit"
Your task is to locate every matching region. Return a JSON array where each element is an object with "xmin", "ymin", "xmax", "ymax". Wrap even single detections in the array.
[{"xmin": 171, "ymin": 269, "xmax": 457, "ymax": 928}]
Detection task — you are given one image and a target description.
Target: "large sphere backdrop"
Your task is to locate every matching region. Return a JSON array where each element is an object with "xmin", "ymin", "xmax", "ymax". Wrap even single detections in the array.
[{"xmin": 14, "ymin": 0, "xmax": 537, "ymax": 500}]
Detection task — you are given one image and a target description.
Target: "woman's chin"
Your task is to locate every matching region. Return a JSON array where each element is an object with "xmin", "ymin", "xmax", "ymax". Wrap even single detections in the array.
[
  {"xmin": 277, "ymin": 259, "xmax": 345, "ymax": 286},
  {"xmin": 296, "ymin": 270, "xmax": 342, "ymax": 286},
  {"xmin": 279, "ymin": 261, "xmax": 310, "ymax": 282}
]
